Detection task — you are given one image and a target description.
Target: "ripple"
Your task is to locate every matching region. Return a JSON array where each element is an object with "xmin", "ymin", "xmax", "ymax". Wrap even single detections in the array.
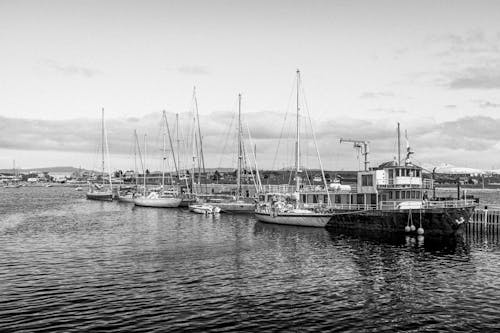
[{"xmin": 2, "ymin": 187, "xmax": 500, "ymax": 331}]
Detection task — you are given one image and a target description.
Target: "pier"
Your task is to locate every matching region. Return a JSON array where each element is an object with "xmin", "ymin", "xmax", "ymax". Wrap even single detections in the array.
[{"xmin": 468, "ymin": 208, "xmax": 500, "ymax": 236}]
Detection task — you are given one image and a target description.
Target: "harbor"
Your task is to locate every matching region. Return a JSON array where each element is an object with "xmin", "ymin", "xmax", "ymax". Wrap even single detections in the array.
[
  {"xmin": 2, "ymin": 185, "xmax": 500, "ymax": 331},
  {"xmin": 4, "ymin": 0, "xmax": 500, "ymax": 331}
]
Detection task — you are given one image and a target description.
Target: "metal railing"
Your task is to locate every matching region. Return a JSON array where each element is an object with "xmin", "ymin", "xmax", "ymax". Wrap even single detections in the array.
[
  {"xmin": 260, "ymin": 184, "xmax": 354, "ymax": 194},
  {"xmin": 378, "ymin": 199, "xmax": 475, "ymax": 210}
]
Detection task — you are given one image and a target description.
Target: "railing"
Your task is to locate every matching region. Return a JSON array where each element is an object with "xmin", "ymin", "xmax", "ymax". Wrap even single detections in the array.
[
  {"xmin": 378, "ymin": 199, "xmax": 475, "ymax": 210},
  {"xmin": 377, "ymin": 179, "xmax": 433, "ymax": 189},
  {"xmin": 260, "ymin": 184, "xmax": 353, "ymax": 194},
  {"xmin": 325, "ymin": 203, "xmax": 377, "ymax": 211}
]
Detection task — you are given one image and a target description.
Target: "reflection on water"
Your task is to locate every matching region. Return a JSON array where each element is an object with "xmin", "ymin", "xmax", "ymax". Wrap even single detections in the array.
[{"xmin": 1, "ymin": 187, "xmax": 500, "ymax": 331}]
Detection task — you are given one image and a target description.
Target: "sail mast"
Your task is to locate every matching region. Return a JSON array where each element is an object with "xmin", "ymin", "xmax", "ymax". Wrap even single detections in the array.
[
  {"xmin": 134, "ymin": 130, "xmax": 138, "ymax": 187},
  {"xmin": 176, "ymin": 113, "xmax": 180, "ymax": 182},
  {"xmin": 164, "ymin": 112, "xmax": 178, "ymax": 181},
  {"xmin": 237, "ymin": 94, "xmax": 242, "ymax": 198},
  {"xmin": 397, "ymin": 122, "xmax": 401, "ymax": 166},
  {"xmin": 295, "ymin": 69, "xmax": 301, "ymax": 192},
  {"xmin": 101, "ymin": 108, "xmax": 105, "ymax": 187},
  {"xmin": 191, "ymin": 108, "xmax": 196, "ymax": 194},
  {"xmin": 103, "ymin": 112, "xmax": 113, "ymax": 191},
  {"xmin": 162, "ymin": 111, "xmax": 167, "ymax": 190},
  {"xmin": 193, "ymin": 87, "xmax": 206, "ymax": 190},
  {"xmin": 143, "ymin": 134, "xmax": 147, "ymax": 196}
]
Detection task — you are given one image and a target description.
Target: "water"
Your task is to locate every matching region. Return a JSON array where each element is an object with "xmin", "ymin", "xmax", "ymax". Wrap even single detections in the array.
[{"xmin": 2, "ymin": 187, "xmax": 500, "ymax": 332}]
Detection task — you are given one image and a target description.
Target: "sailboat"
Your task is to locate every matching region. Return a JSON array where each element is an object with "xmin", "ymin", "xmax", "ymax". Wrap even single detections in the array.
[
  {"xmin": 213, "ymin": 94, "xmax": 257, "ymax": 213},
  {"xmin": 3, "ymin": 160, "xmax": 21, "ymax": 188},
  {"xmin": 86, "ymin": 108, "xmax": 113, "ymax": 201},
  {"xmin": 134, "ymin": 111, "xmax": 182, "ymax": 208},
  {"xmin": 117, "ymin": 130, "xmax": 141, "ymax": 203},
  {"xmin": 254, "ymin": 70, "xmax": 332, "ymax": 227}
]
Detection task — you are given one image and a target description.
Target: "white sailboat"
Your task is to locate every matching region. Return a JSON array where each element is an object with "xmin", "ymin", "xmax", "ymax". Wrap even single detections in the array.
[
  {"xmin": 118, "ymin": 130, "xmax": 141, "ymax": 203},
  {"xmin": 254, "ymin": 70, "xmax": 332, "ymax": 227},
  {"xmin": 214, "ymin": 94, "xmax": 256, "ymax": 213},
  {"xmin": 86, "ymin": 108, "xmax": 113, "ymax": 201},
  {"xmin": 134, "ymin": 111, "xmax": 182, "ymax": 208}
]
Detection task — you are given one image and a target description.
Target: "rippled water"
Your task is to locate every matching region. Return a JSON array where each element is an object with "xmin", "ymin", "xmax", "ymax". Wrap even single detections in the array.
[{"xmin": 2, "ymin": 187, "xmax": 500, "ymax": 332}]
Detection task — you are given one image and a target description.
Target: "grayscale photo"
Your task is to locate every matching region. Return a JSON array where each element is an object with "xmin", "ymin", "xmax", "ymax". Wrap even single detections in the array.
[{"xmin": 1, "ymin": 0, "xmax": 500, "ymax": 331}]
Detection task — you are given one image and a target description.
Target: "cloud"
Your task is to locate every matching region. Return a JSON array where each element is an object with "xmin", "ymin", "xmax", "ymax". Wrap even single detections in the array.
[
  {"xmin": 360, "ymin": 91, "xmax": 395, "ymax": 99},
  {"xmin": 474, "ymin": 99, "xmax": 500, "ymax": 108},
  {"xmin": 2, "ymin": 113, "xmax": 500, "ymax": 169},
  {"xmin": 369, "ymin": 107, "xmax": 407, "ymax": 114},
  {"xmin": 448, "ymin": 66, "xmax": 500, "ymax": 89},
  {"xmin": 41, "ymin": 59, "xmax": 101, "ymax": 78},
  {"xmin": 177, "ymin": 65, "xmax": 210, "ymax": 75}
]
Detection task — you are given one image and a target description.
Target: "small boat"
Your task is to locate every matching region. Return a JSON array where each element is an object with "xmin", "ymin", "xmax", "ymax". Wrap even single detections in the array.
[
  {"xmin": 75, "ymin": 187, "xmax": 83, "ymax": 191},
  {"xmin": 134, "ymin": 191, "xmax": 182, "ymax": 208},
  {"xmin": 86, "ymin": 190, "xmax": 113, "ymax": 201},
  {"xmin": 117, "ymin": 190, "xmax": 137, "ymax": 203},
  {"xmin": 189, "ymin": 203, "xmax": 221, "ymax": 214},
  {"xmin": 255, "ymin": 196, "xmax": 332, "ymax": 227},
  {"xmin": 86, "ymin": 108, "xmax": 114, "ymax": 202},
  {"xmin": 46, "ymin": 184, "xmax": 53, "ymax": 187},
  {"xmin": 216, "ymin": 199, "xmax": 256, "ymax": 213},
  {"xmin": 3, "ymin": 184, "xmax": 21, "ymax": 188}
]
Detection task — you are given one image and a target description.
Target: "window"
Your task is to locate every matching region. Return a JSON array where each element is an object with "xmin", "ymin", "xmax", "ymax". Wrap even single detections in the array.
[
  {"xmin": 401, "ymin": 191, "xmax": 406, "ymax": 199},
  {"xmin": 389, "ymin": 191, "xmax": 393, "ymax": 199},
  {"xmin": 411, "ymin": 191, "xmax": 416, "ymax": 199},
  {"xmin": 357, "ymin": 194, "xmax": 364, "ymax": 204},
  {"xmin": 407, "ymin": 191, "xmax": 411, "ymax": 198},
  {"xmin": 335, "ymin": 195, "xmax": 341, "ymax": 204},
  {"xmin": 362, "ymin": 174, "xmax": 373, "ymax": 186},
  {"xmin": 396, "ymin": 191, "xmax": 400, "ymax": 199},
  {"xmin": 389, "ymin": 169, "xmax": 394, "ymax": 178},
  {"xmin": 416, "ymin": 170, "xmax": 420, "ymax": 177}
]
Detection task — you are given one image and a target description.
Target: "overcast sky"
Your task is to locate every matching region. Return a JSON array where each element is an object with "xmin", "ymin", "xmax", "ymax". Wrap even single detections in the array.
[{"xmin": 1, "ymin": 0, "xmax": 500, "ymax": 171}]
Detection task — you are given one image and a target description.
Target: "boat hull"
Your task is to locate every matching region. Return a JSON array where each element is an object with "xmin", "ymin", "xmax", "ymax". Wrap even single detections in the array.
[
  {"xmin": 86, "ymin": 192, "xmax": 113, "ymax": 201},
  {"xmin": 326, "ymin": 206, "xmax": 474, "ymax": 236},
  {"xmin": 217, "ymin": 202, "xmax": 255, "ymax": 213},
  {"xmin": 254, "ymin": 211, "xmax": 331, "ymax": 227},
  {"xmin": 117, "ymin": 195, "xmax": 135, "ymax": 203},
  {"xmin": 189, "ymin": 204, "xmax": 221, "ymax": 214},
  {"xmin": 134, "ymin": 197, "xmax": 182, "ymax": 208},
  {"xmin": 179, "ymin": 197, "xmax": 197, "ymax": 207}
]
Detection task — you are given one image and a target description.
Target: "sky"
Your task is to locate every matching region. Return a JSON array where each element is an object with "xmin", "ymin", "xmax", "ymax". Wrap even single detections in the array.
[{"xmin": 1, "ymin": 0, "xmax": 500, "ymax": 171}]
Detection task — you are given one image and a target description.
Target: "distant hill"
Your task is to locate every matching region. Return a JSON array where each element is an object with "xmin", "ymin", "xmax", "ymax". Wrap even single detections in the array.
[{"xmin": 0, "ymin": 166, "xmax": 93, "ymax": 174}]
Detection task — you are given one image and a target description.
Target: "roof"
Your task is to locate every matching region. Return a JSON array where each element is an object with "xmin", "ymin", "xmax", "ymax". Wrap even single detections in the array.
[{"xmin": 377, "ymin": 161, "xmax": 422, "ymax": 170}]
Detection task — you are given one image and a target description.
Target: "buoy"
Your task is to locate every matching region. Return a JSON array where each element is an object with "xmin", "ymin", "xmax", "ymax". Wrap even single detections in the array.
[
  {"xmin": 417, "ymin": 227, "xmax": 424, "ymax": 235},
  {"xmin": 410, "ymin": 225, "xmax": 416, "ymax": 232},
  {"xmin": 417, "ymin": 235, "xmax": 424, "ymax": 243},
  {"xmin": 405, "ymin": 225, "xmax": 411, "ymax": 233}
]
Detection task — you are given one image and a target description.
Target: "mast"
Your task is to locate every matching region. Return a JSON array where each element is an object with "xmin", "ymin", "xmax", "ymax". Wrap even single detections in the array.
[
  {"xmin": 161, "ymin": 111, "xmax": 167, "ymax": 190},
  {"xmin": 104, "ymin": 112, "xmax": 112, "ymax": 191},
  {"xmin": 397, "ymin": 122, "xmax": 401, "ymax": 166},
  {"xmin": 164, "ymin": 112, "xmax": 178, "ymax": 181},
  {"xmin": 295, "ymin": 69, "xmax": 301, "ymax": 192},
  {"xmin": 191, "ymin": 110, "xmax": 197, "ymax": 194},
  {"xmin": 193, "ymin": 87, "xmax": 206, "ymax": 189},
  {"xmin": 143, "ymin": 134, "xmax": 147, "ymax": 196},
  {"xmin": 237, "ymin": 93, "xmax": 242, "ymax": 198},
  {"xmin": 101, "ymin": 108, "xmax": 105, "ymax": 187},
  {"xmin": 176, "ymin": 113, "xmax": 180, "ymax": 181},
  {"xmin": 134, "ymin": 130, "xmax": 138, "ymax": 187}
]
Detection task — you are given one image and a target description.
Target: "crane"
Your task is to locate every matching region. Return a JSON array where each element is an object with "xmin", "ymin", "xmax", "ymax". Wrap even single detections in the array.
[{"xmin": 340, "ymin": 138, "xmax": 370, "ymax": 171}]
